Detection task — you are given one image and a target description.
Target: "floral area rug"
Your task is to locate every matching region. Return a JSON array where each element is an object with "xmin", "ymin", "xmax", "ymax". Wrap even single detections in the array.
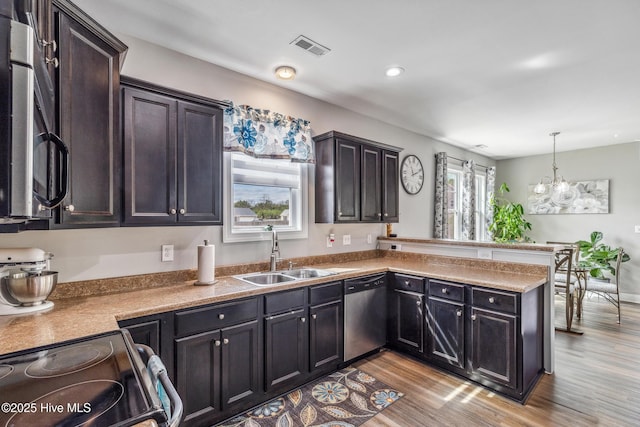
[{"xmin": 217, "ymin": 367, "xmax": 404, "ymax": 427}]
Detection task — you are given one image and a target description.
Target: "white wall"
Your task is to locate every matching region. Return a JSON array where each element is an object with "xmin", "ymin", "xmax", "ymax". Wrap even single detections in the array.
[
  {"xmin": 0, "ymin": 35, "xmax": 494, "ymax": 283},
  {"xmin": 496, "ymin": 142, "xmax": 640, "ymax": 301}
]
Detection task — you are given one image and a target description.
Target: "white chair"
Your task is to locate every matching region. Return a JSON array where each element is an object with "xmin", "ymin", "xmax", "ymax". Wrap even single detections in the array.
[{"xmin": 585, "ymin": 247, "xmax": 625, "ymax": 323}]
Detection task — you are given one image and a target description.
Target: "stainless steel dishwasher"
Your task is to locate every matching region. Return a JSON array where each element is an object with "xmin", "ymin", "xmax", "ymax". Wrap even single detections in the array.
[{"xmin": 344, "ymin": 273, "xmax": 387, "ymax": 361}]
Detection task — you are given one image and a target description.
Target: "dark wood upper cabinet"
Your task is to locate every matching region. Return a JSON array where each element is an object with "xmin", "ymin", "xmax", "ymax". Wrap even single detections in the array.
[
  {"xmin": 314, "ymin": 131, "xmax": 401, "ymax": 223},
  {"xmin": 121, "ymin": 78, "xmax": 224, "ymax": 226},
  {"xmin": 51, "ymin": 1, "xmax": 127, "ymax": 227}
]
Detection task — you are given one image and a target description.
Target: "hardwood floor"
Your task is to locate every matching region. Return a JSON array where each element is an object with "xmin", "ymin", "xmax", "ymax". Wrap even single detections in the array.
[{"xmin": 355, "ymin": 296, "xmax": 640, "ymax": 426}]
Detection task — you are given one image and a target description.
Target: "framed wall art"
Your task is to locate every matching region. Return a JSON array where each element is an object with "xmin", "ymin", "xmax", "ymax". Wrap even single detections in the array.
[{"xmin": 527, "ymin": 179, "xmax": 609, "ymax": 215}]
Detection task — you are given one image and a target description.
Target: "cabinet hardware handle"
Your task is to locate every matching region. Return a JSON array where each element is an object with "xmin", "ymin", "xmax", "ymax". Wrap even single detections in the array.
[
  {"xmin": 404, "ymin": 280, "xmax": 410, "ymax": 286},
  {"xmin": 301, "ymin": 317, "xmax": 306, "ymax": 323},
  {"xmin": 339, "ymin": 211, "xmax": 343, "ymax": 216},
  {"xmin": 46, "ymin": 57, "xmax": 59, "ymax": 68},
  {"xmin": 179, "ymin": 208, "xmax": 185, "ymax": 214},
  {"xmin": 42, "ymin": 39, "xmax": 57, "ymax": 52},
  {"xmin": 488, "ymin": 297, "xmax": 495, "ymax": 304},
  {"xmin": 312, "ymin": 314, "xmax": 317, "ymax": 319},
  {"xmin": 384, "ymin": 213, "xmax": 388, "ymax": 217},
  {"xmin": 223, "ymin": 338, "xmax": 229, "ymax": 345},
  {"xmin": 215, "ymin": 340, "xmax": 221, "ymax": 346},
  {"xmin": 169, "ymin": 208, "xmax": 177, "ymax": 215},
  {"xmin": 377, "ymin": 213, "xmax": 382, "ymax": 217},
  {"xmin": 457, "ymin": 310, "xmax": 462, "ymax": 317},
  {"xmin": 64, "ymin": 204, "xmax": 75, "ymax": 212},
  {"xmin": 416, "ymin": 300, "xmax": 421, "ymax": 306},
  {"xmin": 471, "ymin": 314, "xmax": 477, "ymax": 321},
  {"xmin": 441, "ymin": 288, "xmax": 448, "ymax": 294},
  {"xmin": 218, "ymin": 314, "xmax": 225, "ymax": 320}
]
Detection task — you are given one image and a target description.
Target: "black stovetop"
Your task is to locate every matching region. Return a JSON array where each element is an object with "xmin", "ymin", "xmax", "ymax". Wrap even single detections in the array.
[{"xmin": 0, "ymin": 330, "xmax": 166, "ymax": 427}]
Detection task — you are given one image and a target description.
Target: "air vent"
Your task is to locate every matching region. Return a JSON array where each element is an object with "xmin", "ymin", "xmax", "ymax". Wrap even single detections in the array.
[{"xmin": 290, "ymin": 35, "xmax": 331, "ymax": 56}]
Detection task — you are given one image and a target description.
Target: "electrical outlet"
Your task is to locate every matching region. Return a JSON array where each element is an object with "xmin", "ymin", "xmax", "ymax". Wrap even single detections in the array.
[
  {"xmin": 367, "ymin": 233, "xmax": 372, "ymax": 244},
  {"xmin": 161, "ymin": 244, "xmax": 174, "ymax": 262},
  {"xmin": 343, "ymin": 235, "xmax": 351, "ymax": 245}
]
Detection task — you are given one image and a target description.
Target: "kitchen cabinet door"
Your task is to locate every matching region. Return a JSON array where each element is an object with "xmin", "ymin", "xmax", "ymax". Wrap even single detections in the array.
[
  {"xmin": 220, "ymin": 320, "xmax": 262, "ymax": 410},
  {"xmin": 54, "ymin": 5, "xmax": 125, "ymax": 227},
  {"xmin": 470, "ymin": 307, "xmax": 518, "ymax": 390},
  {"xmin": 264, "ymin": 309, "xmax": 308, "ymax": 392},
  {"xmin": 392, "ymin": 290, "xmax": 424, "ymax": 355},
  {"xmin": 361, "ymin": 146, "xmax": 382, "ymax": 222},
  {"xmin": 175, "ymin": 330, "xmax": 222, "ymax": 426},
  {"xmin": 335, "ymin": 138, "xmax": 360, "ymax": 222},
  {"xmin": 427, "ymin": 296, "xmax": 465, "ymax": 370},
  {"xmin": 382, "ymin": 150, "xmax": 399, "ymax": 222},
  {"xmin": 309, "ymin": 300, "xmax": 343, "ymax": 373},
  {"xmin": 176, "ymin": 100, "xmax": 222, "ymax": 223},
  {"xmin": 122, "ymin": 87, "xmax": 177, "ymax": 224}
]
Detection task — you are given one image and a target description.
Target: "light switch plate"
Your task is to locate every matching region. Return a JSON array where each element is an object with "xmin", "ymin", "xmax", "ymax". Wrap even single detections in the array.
[{"xmin": 343, "ymin": 235, "xmax": 351, "ymax": 245}]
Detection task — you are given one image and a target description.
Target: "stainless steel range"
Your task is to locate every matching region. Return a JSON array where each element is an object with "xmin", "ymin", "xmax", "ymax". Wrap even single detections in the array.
[{"xmin": 0, "ymin": 330, "xmax": 182, "ymax": 427}]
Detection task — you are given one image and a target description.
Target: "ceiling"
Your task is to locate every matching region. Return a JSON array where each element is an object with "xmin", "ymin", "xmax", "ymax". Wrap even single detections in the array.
[{"xmin": 74, "ymin": 0, "xmax": 640, "ymax": 160}]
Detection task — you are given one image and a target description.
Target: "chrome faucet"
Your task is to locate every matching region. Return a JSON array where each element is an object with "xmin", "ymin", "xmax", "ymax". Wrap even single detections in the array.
[{"xmin": 266, "ymin": 225, "xmax": 281, "ymax": 271}]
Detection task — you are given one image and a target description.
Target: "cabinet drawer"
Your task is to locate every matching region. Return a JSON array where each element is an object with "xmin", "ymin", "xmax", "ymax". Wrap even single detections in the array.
[
  {"xmin": 175, "ymin": 298, "xmax": 258, "ymax": 337},
  {"xmin": 394, "ymin": 274, "xmax": 425, "ymax": 293},
  {"xmin": 265, "ymin": 288, "xmax": 306, "ymax": 314},
  {"xmin": 428, "ymin": 279, "xmax": 465, "ymax": 302},
  {"xmin": 472, "ymin": 288, "xmax": 518, "ymax": 314},
  {"xmin": 309, "ymin": 282, "xmax": 342, "ymax": 306}
]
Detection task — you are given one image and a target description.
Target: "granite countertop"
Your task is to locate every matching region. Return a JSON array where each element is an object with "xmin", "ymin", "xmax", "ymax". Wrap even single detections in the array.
[{"xmin": 0, "ymin": 255, "xmax": 548, "ymax": 356}]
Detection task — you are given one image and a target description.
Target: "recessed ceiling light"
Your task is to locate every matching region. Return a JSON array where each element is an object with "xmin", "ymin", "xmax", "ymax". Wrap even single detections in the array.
[
  {"xmin": 385, "ymin": 66, "xmax": 405, "ymax": 77},
  {"xmin": 275, "ymin": 65, "xmax": 296, "ymax": 80}
]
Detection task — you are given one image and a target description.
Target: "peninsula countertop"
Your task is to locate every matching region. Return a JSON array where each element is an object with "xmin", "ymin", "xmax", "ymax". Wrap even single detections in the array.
[{"xmin": 0, "ymin": 254, "xmax": 548, "ymax": 356}]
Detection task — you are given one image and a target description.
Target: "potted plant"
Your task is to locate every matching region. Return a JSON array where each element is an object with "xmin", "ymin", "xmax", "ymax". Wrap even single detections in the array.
[
  {"xmin": 489, "ymin": 183, "xmax": 532, "ymax": 243},
  {"xmin": 576, "ymin": 231, "xmax": 630, "ymax": 279}
]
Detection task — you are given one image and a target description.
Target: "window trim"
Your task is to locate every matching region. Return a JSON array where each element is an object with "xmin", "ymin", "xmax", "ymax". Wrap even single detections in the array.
[{"xmin": 222, "ymin": 152, "xmax": 309, "ymax": 243}]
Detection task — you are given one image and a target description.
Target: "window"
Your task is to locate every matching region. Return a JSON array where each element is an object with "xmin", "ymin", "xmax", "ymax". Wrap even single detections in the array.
[
  {"xmin": 446, "ymin": 165, "xmax": 488, "ymax": 241},
  {"xmin": 223, "ymin": 153, "xmax": 308, "ymax": 242}
]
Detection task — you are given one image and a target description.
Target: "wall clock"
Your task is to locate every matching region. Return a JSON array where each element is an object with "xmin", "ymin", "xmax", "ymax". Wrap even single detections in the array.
[{"xmin": 400, "ymin": 154, "xmax": 424, "ymax": 195}]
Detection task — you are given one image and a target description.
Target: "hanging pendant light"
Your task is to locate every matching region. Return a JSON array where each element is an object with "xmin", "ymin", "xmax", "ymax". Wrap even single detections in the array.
[{"xmin": 533, "ymin": 132, "xmax": 571, "ymax": 195}]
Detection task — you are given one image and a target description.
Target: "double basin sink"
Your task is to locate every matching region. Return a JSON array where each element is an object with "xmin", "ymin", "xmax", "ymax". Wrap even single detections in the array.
[{"xmin": 235, "ymin": 268, "xmax": 337, "ymax": 287}]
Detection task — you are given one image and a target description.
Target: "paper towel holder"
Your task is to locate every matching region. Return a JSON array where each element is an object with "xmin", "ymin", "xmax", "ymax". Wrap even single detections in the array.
[{"xmin": 195, "ymin": 239, "xmax": 218, "ymax": 286}]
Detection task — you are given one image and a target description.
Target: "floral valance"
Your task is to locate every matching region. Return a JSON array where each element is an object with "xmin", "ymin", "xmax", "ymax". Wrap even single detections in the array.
[{"xmin": 223, "ymin": 103, "xmax": 314, "ymax": 163}]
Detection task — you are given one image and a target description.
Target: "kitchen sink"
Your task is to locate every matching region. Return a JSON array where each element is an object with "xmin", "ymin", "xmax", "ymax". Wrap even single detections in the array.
[
  {"xmin": 278, "ymin": 268, "xmax": 336, "ymax": 279},
  {"xmin": 235, "ymin": 272, "xmax": 297, "ymax": 286},
  {"xmin": 234, "ymin": 268, "xmax": 336, "ymax": 286}
]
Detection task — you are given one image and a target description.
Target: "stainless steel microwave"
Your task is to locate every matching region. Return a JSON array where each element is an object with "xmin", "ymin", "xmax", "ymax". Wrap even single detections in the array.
[{"xmin": 0, "ymin": 7, "xmax": 68, "ymax": 228}]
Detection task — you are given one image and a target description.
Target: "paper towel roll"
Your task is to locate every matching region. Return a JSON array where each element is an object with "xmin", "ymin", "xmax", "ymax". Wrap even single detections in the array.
[{"xmin": 195, "ymin": 240, "xmax": 216, "ymax": 285}]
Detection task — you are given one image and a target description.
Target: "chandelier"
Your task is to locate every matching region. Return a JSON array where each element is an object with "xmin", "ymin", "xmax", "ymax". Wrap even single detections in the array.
[{"xmin": 533, "ymin": 132, "xmax": 571, "ymax": 195}]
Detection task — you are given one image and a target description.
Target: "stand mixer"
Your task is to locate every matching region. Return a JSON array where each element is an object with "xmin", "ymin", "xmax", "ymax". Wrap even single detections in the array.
[{"xmin": 0, "ymin": 248, "xmax": 57, "ymax": 315}]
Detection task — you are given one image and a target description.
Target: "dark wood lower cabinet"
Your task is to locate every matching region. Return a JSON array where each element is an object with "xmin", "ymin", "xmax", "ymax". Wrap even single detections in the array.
[
  {"xmin": 470, "ymin": 307, "xmax": 517, "ymax": 389},
  {"xmin": 309, "ymin": 300, "xmax": 342, "ymax": 372},
  {"xmin": 264, "ymin": 309, "xmax": 308, "ymax": 392},
  {"xmin": 426, "ymin": 296, "xmax": 465, "ymax": 370},
  {"xmin": 220, "ymin": 321, "xmax": 261, "ymax": 409},
  {"xmin": 175, "ymin": 320, "xmax": 261, "ymax": 427},
  {"xmin": 175, "ymin": 330, "xmax": 221, "ymax": 426},
  {"xmin": 391, "ymin": 290, "xmax": 424, "ymax": 354}
]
